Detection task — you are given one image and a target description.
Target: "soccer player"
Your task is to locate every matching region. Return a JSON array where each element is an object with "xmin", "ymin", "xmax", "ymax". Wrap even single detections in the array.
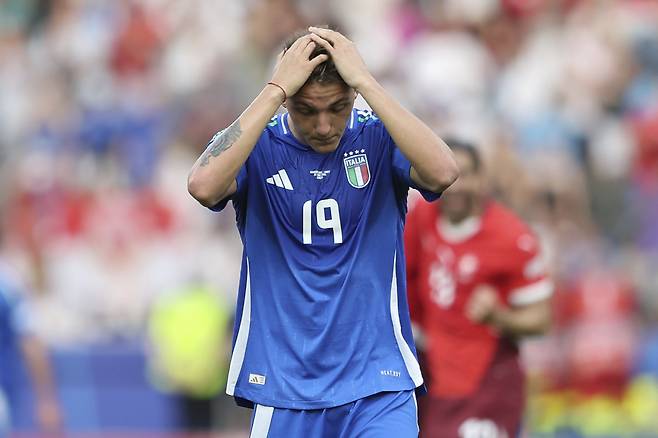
[
  {"xmin": 404, "ymin": 141, "xmax": 553, "ymax": 438},
  {"xmin": 187, "ymin": 26, "xmax": 459, "ymax": 437}
]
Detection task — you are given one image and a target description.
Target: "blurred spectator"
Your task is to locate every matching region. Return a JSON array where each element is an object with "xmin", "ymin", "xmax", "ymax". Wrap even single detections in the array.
[
  {"xmin": 147, "ymin": 282, "xmax": 235, "ymax": 432},
  {"xmin": 0, "ymin": 225, "xmax": 62, "ymax": 434}
]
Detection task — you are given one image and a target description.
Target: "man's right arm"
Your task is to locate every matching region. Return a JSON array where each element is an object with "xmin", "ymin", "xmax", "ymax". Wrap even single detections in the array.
[
  {"xmin": 187, "ymin": 87, "xmax": 285, "ymax": 207},
  {"xmin": 187, "ymin": 35, "xmax": 328, "ymax": 208}
]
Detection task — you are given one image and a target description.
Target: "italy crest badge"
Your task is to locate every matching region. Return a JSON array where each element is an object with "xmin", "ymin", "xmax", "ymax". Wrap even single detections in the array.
[{"xmin": 343, "ymin": 150, "xmax": 370, "ymax": 188}]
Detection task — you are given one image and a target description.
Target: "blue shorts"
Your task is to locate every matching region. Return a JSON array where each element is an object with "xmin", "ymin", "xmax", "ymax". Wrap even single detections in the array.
[{"xmin": 248, "ymin": 390, "xmax": 419, "ymax": 438}]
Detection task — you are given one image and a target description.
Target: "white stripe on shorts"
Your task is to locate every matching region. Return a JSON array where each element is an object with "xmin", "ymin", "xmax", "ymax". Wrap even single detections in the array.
[
  {"xmin": 412, "ymin": 391, "xmax": 419, "ymax": 434},
  {"xmin": 250, "ymin": 404, "xmax": 274, "ymax": 438}
]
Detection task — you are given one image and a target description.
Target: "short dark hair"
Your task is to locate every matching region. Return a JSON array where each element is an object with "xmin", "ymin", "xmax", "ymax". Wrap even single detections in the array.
[
  {"xmin": 444, "ymin": 138, "xmax": 481, "ymax": 172},
  {"xmin": 283, "ymin": 25, "xmax": 347, "ymax": 88}
]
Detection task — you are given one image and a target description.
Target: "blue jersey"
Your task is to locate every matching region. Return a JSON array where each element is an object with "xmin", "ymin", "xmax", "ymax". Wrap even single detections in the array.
[{"xmin": 213, "ymin": 109, "xmax": 439, "ymax": 409}]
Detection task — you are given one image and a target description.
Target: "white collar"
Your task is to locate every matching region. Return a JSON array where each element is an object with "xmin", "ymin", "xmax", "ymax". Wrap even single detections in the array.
[{"xmin": 436, "ymin": 216, "xmax": 482, "ymax": 243}]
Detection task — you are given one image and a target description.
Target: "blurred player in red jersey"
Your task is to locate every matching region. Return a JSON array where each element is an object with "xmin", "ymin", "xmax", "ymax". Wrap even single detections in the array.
[{"xmin": 405, "ymin": 140, "xmax": 553, "ymax": 438}]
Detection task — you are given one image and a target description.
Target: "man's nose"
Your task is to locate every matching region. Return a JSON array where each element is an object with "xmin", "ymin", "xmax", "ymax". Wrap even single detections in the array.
[{"xmin": 315, "ymin": 113, "xmax": 332, "ymax": 136}]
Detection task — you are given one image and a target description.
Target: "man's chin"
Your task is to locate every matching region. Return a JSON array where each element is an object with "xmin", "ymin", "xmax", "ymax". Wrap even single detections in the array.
[
  {"xmin": 440, "ymin": 197, "xmax": 472, "ymax": 222},
  {"xmin": 310, "ymin": 139, "xmax": 340, "ymax": 153},
  {"xmin": 443, "ymin": 210, "xmax": 470, "ymax": 224}
]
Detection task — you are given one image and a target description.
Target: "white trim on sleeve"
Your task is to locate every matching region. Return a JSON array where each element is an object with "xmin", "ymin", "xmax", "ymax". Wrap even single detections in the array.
[{"xmin": 508, "ymin": 279, "xmax": 554, "ymax": 306}]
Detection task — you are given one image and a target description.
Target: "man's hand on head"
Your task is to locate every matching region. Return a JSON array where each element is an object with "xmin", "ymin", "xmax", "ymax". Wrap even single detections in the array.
[
  {"xmin": 307, "ymin": 27, "xmax": 374, "ymax": 92},
  {"xmin": 270, "ymin": 35, "xmax": 328, "ymax": 99}
]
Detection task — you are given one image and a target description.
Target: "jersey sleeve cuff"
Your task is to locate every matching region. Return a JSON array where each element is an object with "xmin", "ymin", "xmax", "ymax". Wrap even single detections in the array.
[
  {"xmin": 209, "ymin": 197, "xmax": 231, "ymax": 212},
  {"xmin": 406, "ymin": 166, "xmax": 441, "ymax": 202},
  {"xmin": 508, "ymin": 279, "xmax": 554, "ymax": 306}
]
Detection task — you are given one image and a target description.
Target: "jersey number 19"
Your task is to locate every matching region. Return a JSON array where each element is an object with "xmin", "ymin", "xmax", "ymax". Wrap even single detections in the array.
[{"xmin": 303, "ymin": 199, "xmax": 343, "ymax": 244}]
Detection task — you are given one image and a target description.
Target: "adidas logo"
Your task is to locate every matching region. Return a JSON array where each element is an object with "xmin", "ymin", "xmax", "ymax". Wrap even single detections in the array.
[
  {"xmin": 266, "ymin": 169, "xmax": 293, "ymax": 190},
  {"xmin": 248, "ymin": 373, "xmax": 266, "ymax": 385}
]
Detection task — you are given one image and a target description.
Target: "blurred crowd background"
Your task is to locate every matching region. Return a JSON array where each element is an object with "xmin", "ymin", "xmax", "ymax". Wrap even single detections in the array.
[{"xmin": 1, "ymin": 0, "xmax": 658, "ymax": 436}]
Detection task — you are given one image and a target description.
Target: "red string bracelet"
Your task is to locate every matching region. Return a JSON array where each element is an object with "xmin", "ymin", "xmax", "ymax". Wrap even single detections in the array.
[{"xmin": 267, "ymin": 82, "xmax": 287, "ymax": 102}]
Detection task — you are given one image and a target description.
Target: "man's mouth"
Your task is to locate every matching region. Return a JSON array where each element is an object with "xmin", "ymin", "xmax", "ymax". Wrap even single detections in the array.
[{"xmin": 314, "ymin": 136, "xmax": 337, "ymax": 144}]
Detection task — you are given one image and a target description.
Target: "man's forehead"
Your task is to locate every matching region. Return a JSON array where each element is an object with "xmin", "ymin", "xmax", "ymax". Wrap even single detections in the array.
[{"xmin": 292, "ymin": 83, "xmax": 353, "ymax": 108}]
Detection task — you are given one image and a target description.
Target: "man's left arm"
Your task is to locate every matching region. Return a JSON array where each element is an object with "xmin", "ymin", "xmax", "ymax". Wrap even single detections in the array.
[
  {"xmin": 20, "ymin": 335, "xmax": 62, "ymax": 432},
  {"xmin": 466, "ymin": 227, "xmax": 554, "ymax": 337},
  {"xmin": 10, "ymin": 291, "xmax": 62, "ymax": 432},
  {"xmin": 466, "ymin": 286, "xmax": 551, "ymax": 337},
  {"xmin": 492, "ymin": 298, "xmax": 552, "ymax": 337},
  {"xmin": 308, "ymin": 27, "xmax": 459, "ymax": 193}
]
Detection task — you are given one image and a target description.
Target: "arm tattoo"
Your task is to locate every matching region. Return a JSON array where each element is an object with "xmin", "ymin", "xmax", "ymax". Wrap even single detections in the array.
[{"xmin": 199, "ymin": 120, "xmax": 242, "ymax": 167}]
